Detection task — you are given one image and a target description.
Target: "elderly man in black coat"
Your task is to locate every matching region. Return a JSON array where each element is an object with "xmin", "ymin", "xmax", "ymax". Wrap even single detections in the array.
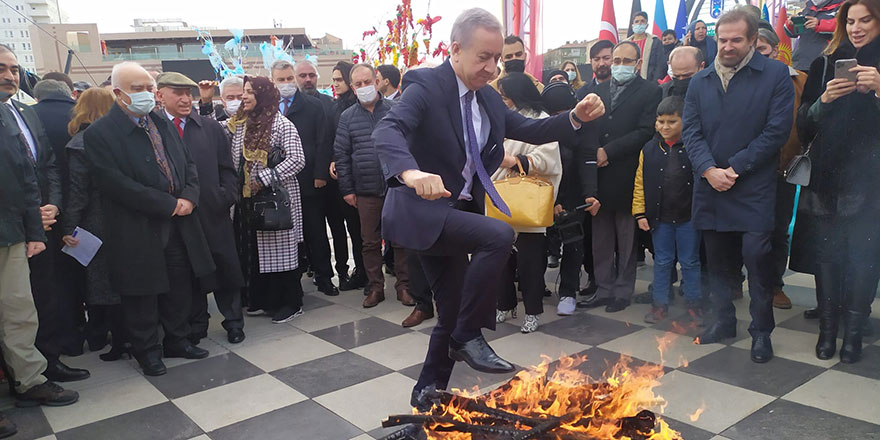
[
  {"xmin": 85, "ymin": 62, "xmax": 215, "ymax": 377},
  {"xmin": 0, "ymin": 44, "xmax": 90, "ymax": 383},
  {"xmin": 576, "ymin": 41, "xmax": 662, "ymax": 314},
  {"xmin": 158, "ymin": 72, "xmax": 246, "ymax": 345}
]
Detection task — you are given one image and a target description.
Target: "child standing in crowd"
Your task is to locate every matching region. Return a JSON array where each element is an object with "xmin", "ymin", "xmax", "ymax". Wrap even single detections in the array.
[{"xmin": 632, "ymin": 96, "xmax": 703, "ymax": 324}]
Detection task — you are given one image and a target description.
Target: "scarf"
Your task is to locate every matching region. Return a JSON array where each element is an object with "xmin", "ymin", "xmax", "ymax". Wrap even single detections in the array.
[
  {"xmin": 714, "ymin": 47, "xmax": 755, "ymax": 92},
  {"xmin": 228, "ymin": 76, "xmax": 279, "ymax": 197}
]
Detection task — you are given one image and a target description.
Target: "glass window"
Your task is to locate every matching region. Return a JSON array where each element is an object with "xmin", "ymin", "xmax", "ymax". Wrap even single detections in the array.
[{"xmin": 66, "ymin": 31, "xmax": 91, "ymax": 53}]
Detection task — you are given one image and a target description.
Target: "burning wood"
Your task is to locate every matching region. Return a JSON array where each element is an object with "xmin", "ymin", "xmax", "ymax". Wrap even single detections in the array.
[{"xmin": 381, "ymin": 355, "xmax": 685, "ymax": 440}]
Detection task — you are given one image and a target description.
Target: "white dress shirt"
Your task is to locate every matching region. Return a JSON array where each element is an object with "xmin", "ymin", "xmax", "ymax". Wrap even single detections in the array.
[
  {"xmin": 165, "ymin": 109, "xmax": 187, "ymax": 131},
  {"xmin": 5, "ymin": 100, "xmax": 38, "ymax": 160},
  {"xmin": 456, "ymin": 76, "xmax": 491, "ymax": 201}
]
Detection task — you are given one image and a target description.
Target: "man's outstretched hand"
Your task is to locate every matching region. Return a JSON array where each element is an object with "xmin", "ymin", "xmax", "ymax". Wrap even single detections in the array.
[
  {"xmin": 401, "ymin": 170, "xmax": 452, "ymax": 201},
  {"xmin": 571, "ymin": 93, "xmax": 605, "ymax": 125}
]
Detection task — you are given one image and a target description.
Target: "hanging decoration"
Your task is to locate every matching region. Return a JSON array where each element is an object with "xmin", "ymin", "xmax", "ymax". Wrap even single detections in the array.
[
  {"xmin": 196, "ymin": 28, "xmax": 247, "ymax": 79},
  {"xmin": 360, "ymin": 0, "xmax": 447, "ymax": 70}
]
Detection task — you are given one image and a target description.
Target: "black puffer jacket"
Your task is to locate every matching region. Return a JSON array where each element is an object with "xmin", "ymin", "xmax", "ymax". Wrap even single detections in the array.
[{"xmin": 334, "ymin": 98, "xmax": 393, "ymax": 197}]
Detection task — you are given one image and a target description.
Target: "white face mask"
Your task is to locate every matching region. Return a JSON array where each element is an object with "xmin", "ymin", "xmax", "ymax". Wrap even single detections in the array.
[
  {"xmin": 122, "ymin": 90, "xmax": 156, "ymax": 116},
  {"xmin": 356, "ymin": 84, "xmax": 378, "ymax": 104},
  {"xmin": 567, "ymin": 71, "xmax": 577, "ymax": 81},
  {"xmin": 224, "ymin": 99, "xmax": 241, "ymax": 116},
  {"xmin": 277, "ymin": 83, "xmax": 297, "ymax": 99}
]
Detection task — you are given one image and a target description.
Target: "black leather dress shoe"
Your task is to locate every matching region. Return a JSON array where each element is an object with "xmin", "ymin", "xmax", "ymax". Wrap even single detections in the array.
[
  {"xmin": 803, "ymin": 308, "xmax": 819, "ymax": 319},
  {"xmin": 605, "ymin": 298, "xmax": 630, "ymax": 313},
  {"xmin": 694, "ymin": 322, "xmax": 737, "ymax": 344},
  {"xmin": 43, "ymin": 362, "xmax": 90, "ymax": 383},
  {"xmin": 576, "ymin": 296, "xmax": 611, "ymax": 309},
  {"xmin": 136, "ymin": 354, "xmax": 167, "ymax": 376},
  {"xmin": 547, "ymin": 255, "xmax": 560, "ymax": 268},
  {"xmin": 227, "ymin": 328, "xmax": 246, "ymax": 344},
  {"xmin": 448, "ymin": 335, "xmax": 515, "ymax": 374},
  {"xmin": 317, "ymin": 280, "xmax": 340, "ymax": 296},
  {"xmin": 164, "ymin": 344, "xmax": 209, "ymax": 360},
  {"xmin": 410, "ymin": 383, "xmax": 441, "ymax": 412},
  {"xmin": 751, "ymin": 335, "xmax": 774, "ymax": 363}
]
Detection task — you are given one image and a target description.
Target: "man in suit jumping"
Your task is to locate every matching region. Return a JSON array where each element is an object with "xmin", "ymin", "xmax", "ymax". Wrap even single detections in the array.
[{"xmin": 372, "ymin": 8, "xmax": 605, "ymax": 410}]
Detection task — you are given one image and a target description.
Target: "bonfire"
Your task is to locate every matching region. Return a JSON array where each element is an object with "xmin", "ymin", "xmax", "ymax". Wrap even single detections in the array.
[{"xmin": 382, "ymin": 335, "xmax": 693, "ymax": 440}]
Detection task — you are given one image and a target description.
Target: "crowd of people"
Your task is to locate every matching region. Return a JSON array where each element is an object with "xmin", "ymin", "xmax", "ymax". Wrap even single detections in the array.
[{"xmin": 0, "ymin": 0, "xmax": 878, "ymax": 436}]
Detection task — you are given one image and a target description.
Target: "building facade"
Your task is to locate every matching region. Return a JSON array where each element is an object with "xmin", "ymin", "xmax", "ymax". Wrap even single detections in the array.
[
  {"xmin": 30, "ymin": 21, "xmax": 351, "ymax": 88},
  {"xmin": 1, "ymin": 0, "xmax": 65, "ymax": 71}
]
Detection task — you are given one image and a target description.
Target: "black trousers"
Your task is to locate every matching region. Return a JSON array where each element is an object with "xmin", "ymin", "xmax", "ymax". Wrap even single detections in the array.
[
  {"xmin": 189, "ymin": 286, "xmax": 244, "ymax": 337},
  {"xmin": 407, "ymin": 251, "xmax": 434, "ymax": 314},
  {"xmin": 122, "ymin": 226, "xmax": 193, "ymax": 356},
  {"xmin": 559, "ymin": 210, "xmax": 586, "ymax": 298},
  {"xmin": 415, "ymin": 204, "xmax": 514, "ymax": 392},
  {"xmin": 581, "ymin": 212, "xmax": 594, "ymax": 276},
  {"xmin": 770, "ymin": 177, "xmax": 797, "ymax": 288},
  {"xmin": 28, "ymin": 235, "xmax": 63, "ymax": 365},
  {"xmin": 302, "ymin": 194, "xmax": 334, "ymax": 283},
  {"xmin": 498, "ymin": 233, "xmax": 546, "ymax": 315},
  {"xmin": 322, "ymin": 182, "xmax": 364, "ymax": 276},
  {"xmin": 702, "ymin": 230, "xmax": 775, "ymax": 337}
]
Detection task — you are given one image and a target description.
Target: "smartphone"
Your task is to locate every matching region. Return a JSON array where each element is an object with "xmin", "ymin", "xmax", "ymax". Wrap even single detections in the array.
[
  {"xmin": 791, "ymin": 16, "xmax": 807, "ymax": 34},
  {"xmin": 835, "ymin": 58, "xmax": 858, "ymax": 83}
]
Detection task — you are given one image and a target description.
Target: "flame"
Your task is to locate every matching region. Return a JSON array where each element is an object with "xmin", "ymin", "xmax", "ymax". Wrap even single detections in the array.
[
  {"xmin": 688, "ymin": 401, "xmax": 706, "ymax": 422},
  {"xmin": 420, "ymin": 352, "xmax": 684, "ymax": 440}
]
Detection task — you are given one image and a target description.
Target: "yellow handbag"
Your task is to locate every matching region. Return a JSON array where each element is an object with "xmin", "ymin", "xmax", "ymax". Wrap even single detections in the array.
[{"xmin": 486, "ymin": 157, "xmax": 555, "ymax": 228}]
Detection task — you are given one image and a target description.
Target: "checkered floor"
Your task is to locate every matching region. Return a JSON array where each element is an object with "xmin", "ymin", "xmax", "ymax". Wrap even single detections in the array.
[{"xmin": 3, "ymin": 263, "xmax": 879, "ymax": 440}]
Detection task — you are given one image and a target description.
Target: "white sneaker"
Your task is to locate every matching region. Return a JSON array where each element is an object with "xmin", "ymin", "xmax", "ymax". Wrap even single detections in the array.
[
  {"xmin": 557, "ymin": 297, "xmax": 576, "ymax": 316},
  {"xmin": 496, "ymin": 309, "xmax": 516, "ymax": 323},
  {"xmin": 521, "ymin": 314, "xmax": 539, "ymax": 333}
]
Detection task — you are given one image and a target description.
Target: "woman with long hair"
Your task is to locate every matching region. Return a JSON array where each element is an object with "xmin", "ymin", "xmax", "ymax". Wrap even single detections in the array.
[
  {"xmin": 228, "ymin": 76, "xmax": 306, "ymax": 323},
  {"xmin": 60, "ymin": 87, "xmax": 129, "ymax": 361},
  {"xmin": 561, "ymin": 61, "xmax": 585, "ymax": 91},
  {"xmin": 493, "ymin": 73, "xmax": 562, "ymax": 333},
  {"xmin": 791, "ymin": 0, "xmax": 880, "ymax": 364}
]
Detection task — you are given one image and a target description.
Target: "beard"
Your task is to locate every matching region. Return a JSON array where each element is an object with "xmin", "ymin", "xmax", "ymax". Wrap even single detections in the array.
[
  {"xmin": 595, "ymin": 67, "xmax": 611, "ymax": 81},
  {"xmin": 299, "ymin": 84, "xmax": 317, "ymax": 95}
]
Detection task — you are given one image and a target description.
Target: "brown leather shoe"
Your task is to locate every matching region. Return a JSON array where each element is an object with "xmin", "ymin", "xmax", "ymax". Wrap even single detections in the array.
[
  {"xmin": 402, "ymin": 308, "xmax": 434, "ymax": 327},
  {"xmin": 397, "ymin": 288, "xmax": 416, "ymax": 306},
  {"xmin": 772, "ymin": 287, "xmax": 792, "ymax": 309},
  {"xmin": 16, "ymin": 381, "xmax": 78, "ymax": 407},
  {"xmin": 363, "ymin": 290, "xmax": 385, "ymax": 308}
]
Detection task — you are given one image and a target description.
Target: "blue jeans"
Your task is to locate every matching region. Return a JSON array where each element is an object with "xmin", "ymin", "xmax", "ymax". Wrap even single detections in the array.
[{"xmin": 651, "ymin": 221, "xmax": 701, "ymax": 305}]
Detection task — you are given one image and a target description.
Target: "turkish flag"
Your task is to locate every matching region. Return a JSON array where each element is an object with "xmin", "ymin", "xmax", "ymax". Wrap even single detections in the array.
[{"xmin": 600, "ymin": 0, "xmax": 618, "ymax": 43}]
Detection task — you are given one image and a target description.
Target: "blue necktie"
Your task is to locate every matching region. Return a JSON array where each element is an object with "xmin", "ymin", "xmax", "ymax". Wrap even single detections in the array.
[{"xmin": 463, "ymin": 90, "xmax": 510, "ymax": 216}]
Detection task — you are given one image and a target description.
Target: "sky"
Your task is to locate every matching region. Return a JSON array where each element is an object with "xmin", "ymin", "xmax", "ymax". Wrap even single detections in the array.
[{"xmin": 60, "ymin": 0, "xmax": 687, "ymax": 54}]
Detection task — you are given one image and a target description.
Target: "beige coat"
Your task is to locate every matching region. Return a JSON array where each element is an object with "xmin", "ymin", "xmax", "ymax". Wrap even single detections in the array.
[{"xmin": 491, "ymin": 109, "xmax": 562, "ymax": 234}]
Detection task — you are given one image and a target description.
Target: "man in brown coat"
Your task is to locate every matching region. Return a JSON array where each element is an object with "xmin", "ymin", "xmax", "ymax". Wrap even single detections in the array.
[{"xmin": 756, "ymin": 28, "xmax": 807, "ymax": 310}]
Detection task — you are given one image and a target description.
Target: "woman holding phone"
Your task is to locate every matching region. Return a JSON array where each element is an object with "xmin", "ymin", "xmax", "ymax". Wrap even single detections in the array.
[{"xmin": 791, "ymin": 0, "xmax": 880, "ymax": 364}]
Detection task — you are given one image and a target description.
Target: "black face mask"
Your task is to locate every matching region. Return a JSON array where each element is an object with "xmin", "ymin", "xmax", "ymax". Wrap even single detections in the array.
[
  {"xmin": 671, "ymin": 77, "xmax": 692, "ymax": 96},
  {"xmin": 504, "ymin": 59, "xmax": 526, "ymax": 74}
]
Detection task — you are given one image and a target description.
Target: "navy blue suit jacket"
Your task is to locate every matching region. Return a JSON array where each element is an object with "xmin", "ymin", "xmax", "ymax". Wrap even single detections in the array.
[
  {"xmin": 683, "ymin": 53, "xmax": 794, "ymax": 232},
  {"xmin": 373, "ymin": 60, "xmax": 584, "ymax": 250}
]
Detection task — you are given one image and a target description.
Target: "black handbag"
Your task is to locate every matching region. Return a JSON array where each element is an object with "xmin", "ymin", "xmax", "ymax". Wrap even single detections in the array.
[
  {"xmin": 250, "ymin": 148, "xmax": 293, "ymax": 231},
  {"xmin": 785, "ymin": 56, "xmax": 827, "ymax": 187}
]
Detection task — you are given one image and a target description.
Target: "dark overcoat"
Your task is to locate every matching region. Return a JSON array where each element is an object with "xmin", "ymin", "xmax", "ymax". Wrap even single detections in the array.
[
  {"xmin": 84, "ymin": 104, "xmax": 215, "ymax": 296},
  {"xmin": 682, "ymin": 53, "xmax": 794, "ymax": 232}
]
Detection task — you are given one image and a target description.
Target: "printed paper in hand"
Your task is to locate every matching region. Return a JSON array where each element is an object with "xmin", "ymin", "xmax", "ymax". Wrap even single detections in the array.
[{"xmin": 61, "ymin": 227, "xmax": 103, "ymax": 267}]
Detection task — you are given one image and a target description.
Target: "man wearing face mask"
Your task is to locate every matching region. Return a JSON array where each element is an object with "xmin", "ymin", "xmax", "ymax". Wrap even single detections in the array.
[
  {"xmin": 576, "ymin": 41, "xmax": 661, "ymax": 313},
  {"xmin": 661, "ymin": 46, "xmax": 706, "ymax": 98},
  {"xmin": 490, "ymin": 35, "xmax": 544, "ymax": 92},
  {"xmin": 661, "ymin": 30, "xmax": 681, "ymax": 62},
  {"xmin": 199, "ymin": 76, "xmax": 243, "ymax": 122},
  {"xmin": 334, "ymin": 64, "xmax": 414, "ymax": 308},
  {"xmin": 270, "ymin": 60, "xmax": 340, "ymax": 297},
  {"xmin": 626, "ymin": 11, "xmax": 668, "ymax": 82},
  {"xmin": 84, "ymin": 62, "xmax": 216, "ymax": 376}
]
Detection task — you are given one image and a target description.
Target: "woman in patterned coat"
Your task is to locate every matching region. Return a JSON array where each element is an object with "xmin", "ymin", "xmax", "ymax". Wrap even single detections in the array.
[{"xmin": 228, "ymin": 76, "xmax": 306, "ymax": 323}]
